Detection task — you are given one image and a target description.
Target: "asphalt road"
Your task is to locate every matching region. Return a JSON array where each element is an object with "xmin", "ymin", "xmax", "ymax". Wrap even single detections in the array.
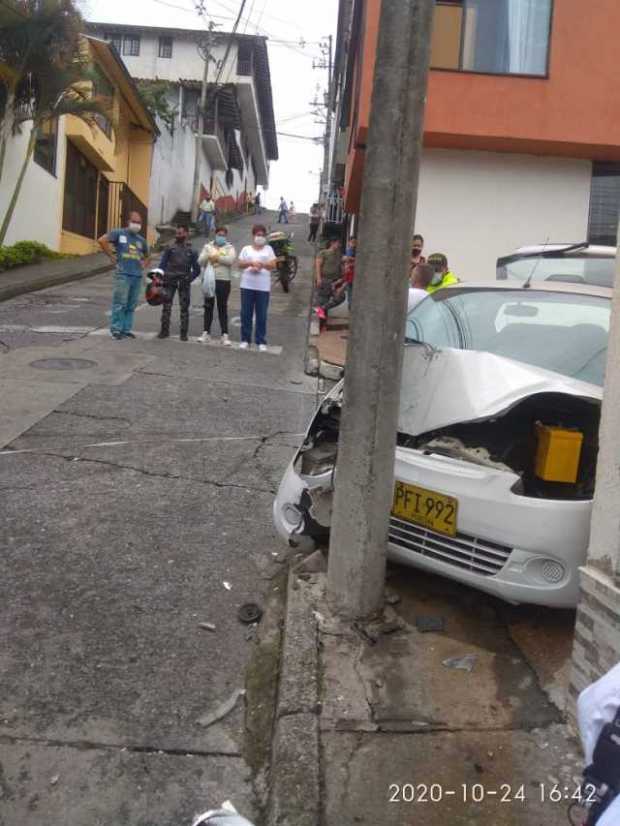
[{"xmin": 0, "ymin": 213, "xmax": 319, "ymax": 826}]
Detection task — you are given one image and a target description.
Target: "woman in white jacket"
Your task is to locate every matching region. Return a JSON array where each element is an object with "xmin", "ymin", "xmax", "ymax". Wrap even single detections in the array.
[{"xmin": 198, "ymin": 226, "xmax": 237, "ymax": 345}]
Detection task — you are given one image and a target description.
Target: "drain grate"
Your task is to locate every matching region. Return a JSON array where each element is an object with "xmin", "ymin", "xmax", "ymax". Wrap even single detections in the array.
[{"xmin": 30, "ymin": 357, "xmax": 97, "ymax": 371}]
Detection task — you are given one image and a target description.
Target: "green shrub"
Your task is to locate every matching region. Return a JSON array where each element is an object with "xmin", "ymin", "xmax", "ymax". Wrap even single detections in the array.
[{"xmin": 0, "ymin": 241, "xmax": 71, "ymax": 272}]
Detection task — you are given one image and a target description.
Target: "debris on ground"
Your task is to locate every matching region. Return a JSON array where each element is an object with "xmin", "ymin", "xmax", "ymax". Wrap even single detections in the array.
[
  {"xmin": 222, "ymin": 581, "xmax": 232, "ymax": 591},
  {"xmin": 197, "ymin": 688, "xmax": 246, "ymax": 728},
  {"xmin": 416, "ymin": 615, "xmax": 446, "ymax": 633},
  {"xmin": 442, "ymin": 654, "xmax": 478, "ymax": 672},
  {"xmin": 293, "ymin": 548, "xmax": 327, "ymax": 574},
  {"xmin": 238, "ymin": 603, "xmax": 263, "ymax": 624},
  {"xmin": 198, "ymin": 622, "xmax": 216, "ymax": 632},
  {"xmin": 49, "ymin": 775, "xmax": 59, "ymax": 786}
]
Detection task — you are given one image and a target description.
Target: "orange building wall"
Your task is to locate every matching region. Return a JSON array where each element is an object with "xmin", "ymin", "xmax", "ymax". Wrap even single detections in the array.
[{"xmin": 344, "ymin": 0, "xmax": 620, "ymax": 212}]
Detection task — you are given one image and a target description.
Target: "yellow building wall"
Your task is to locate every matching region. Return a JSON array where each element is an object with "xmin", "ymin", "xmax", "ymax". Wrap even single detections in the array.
[
  {"xmin": 59, "ymin": 43, "xmax": 155, "ymax": 255},
  {"xmin": 60, "ymin": 230, "xmax": 100, "ymax": 255}
]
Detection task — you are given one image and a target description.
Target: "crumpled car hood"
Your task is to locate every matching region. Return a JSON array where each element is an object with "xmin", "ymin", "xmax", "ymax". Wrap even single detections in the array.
[{"xmin": 399, "ymin": 345, "xmax": 602, "ymax": 436}]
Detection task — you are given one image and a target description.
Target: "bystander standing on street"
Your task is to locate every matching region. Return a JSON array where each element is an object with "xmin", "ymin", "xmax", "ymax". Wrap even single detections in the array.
[
  {"xmin": 157, "ymin": 225, "xmax": 200, "ymax": 341},
  {"xmin": 198, "ymin": 193, "xmax": 216, "ymax": 237},
  {"xmin": 343, "ymin": 237, "xmax": 357, "ymax": 310},
  {"xmin": 289, "ymin": 201, "xmax": 296, "ymax": 222},
  {"xmin": 308, "ymin": 203, "xmax": 321, "ymax": 242},
  {"xmin": 277, "ymin": 197, "xmax": 289, "ymax": 224},
  {"xmin": 313, "ymin": 237, "xmax": 343, "ymax": 322},
  {"xmin": 426, "ymin": 252, "xmax": 459, "ymax": 293},
  {"xmin": 408, "ymin": 261, "xmax": 433, "ymax": 311},
  {"xmin": 254, "ymin": 191, "xmax": 262, "ymax": 214},
  {"xmin": 198, "ymin": 226, "xmax": 237, "ymax": 346},
  {"xmin": 98, "ymin": 210, "xmax": 149, "ymax": 340},
  {"xmin": 237, "ymin": 224, "xmax": 277, "ymax": 351},
  {"xmin": 410, "ymin": 233, "xmax": 425, "ymax": 270}
]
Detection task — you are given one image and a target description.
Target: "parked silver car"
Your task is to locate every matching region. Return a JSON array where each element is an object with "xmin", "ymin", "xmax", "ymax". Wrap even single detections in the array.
[{"xmin": 497, "ymin": 242, "xmax": 616, "ymax": 287}]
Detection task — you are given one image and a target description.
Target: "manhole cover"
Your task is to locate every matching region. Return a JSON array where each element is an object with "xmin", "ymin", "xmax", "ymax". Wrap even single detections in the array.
[{"xmin": 30, "ymin": 358, "xmax": 97, "ymax": 371}]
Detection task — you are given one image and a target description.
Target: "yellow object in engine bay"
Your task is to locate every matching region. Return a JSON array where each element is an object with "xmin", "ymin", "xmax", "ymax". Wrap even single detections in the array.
[{"xmin": 534, "ymin": 422, "xmax": 584, "ymax": 484}]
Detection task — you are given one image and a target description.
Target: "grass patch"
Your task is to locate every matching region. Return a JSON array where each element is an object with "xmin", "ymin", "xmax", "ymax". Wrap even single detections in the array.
[{"xmin": 0, "ymin": 241, "xmax": 74, "ymax": 272}]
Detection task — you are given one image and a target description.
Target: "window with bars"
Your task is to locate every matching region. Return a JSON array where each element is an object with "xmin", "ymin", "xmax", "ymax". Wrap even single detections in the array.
[
  {"xmin": 123, "ymin": 35, "xmax": 141, "ymax": 57},
  {"xmin": 104, "ymin": 32, "xmax": 122, "ymax": 53},
  {"xmin": 588, "ymin": 163, "xmax": 620, "ymax": 247},
  {"xmin": 158, "ymin": 36, "xmax": 173, "ymax": 58},
  {"xmin": 33, "ymin": 118, "xmax": 58, "ymax": 176}
]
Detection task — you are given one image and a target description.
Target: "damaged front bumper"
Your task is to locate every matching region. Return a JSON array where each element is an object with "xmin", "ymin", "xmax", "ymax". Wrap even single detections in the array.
[{"xmin": 273, "ymin": 346, "xmax": 600, "ymax": 608}]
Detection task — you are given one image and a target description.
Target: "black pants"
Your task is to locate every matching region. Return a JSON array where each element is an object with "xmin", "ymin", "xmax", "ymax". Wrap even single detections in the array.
[
  {"xmin": 160, "ymin": 275, "xmax": 191, "ymax": 336},
  {"xmin": 308, "ymin": 223, "xmax": 319, "ymax": 243},
  {"xmin": 203, "ymin": 280, "xmax": 231, "ymax": 334}
]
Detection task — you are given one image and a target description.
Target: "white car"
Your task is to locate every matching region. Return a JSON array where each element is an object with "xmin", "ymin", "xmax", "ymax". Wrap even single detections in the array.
[
  {"xmin": 497, "ymin": 242, "xmax": 616, "ymax": 287},
  {"xmin": 274, "ymin": 282, "xmax": 611, "ymax": 608}
]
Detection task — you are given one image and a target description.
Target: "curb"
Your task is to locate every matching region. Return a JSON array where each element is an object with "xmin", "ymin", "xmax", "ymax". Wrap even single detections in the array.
[
  {"xmin": 0, "ymin": 262, "xmax": 113, "ymax": 303},
  {"xmin": 268, "ymin": 573, "xmax": 321, "ymax": 826}
]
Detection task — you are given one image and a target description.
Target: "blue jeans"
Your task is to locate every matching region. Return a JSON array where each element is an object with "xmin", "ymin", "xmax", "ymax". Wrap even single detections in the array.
[
  {"xmin": 110, "ymin": 272, "xmax": 142, "ymax": 334},
  {"xmin": 240, "ymin": 288, "xmax": 270, "ymax": 345},
  {"xmin": 200, "ymin": 212, "xmax": 215, "ymax": 235},
  {"xmin": 278, "ymin": 211, "xmax": 288, "ymax": 224}
]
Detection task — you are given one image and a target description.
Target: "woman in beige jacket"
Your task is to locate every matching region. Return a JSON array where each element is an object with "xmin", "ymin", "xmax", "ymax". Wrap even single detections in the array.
[{"xmin": 197, "ymin": 225, "xmax": 237, "ymax": 345}]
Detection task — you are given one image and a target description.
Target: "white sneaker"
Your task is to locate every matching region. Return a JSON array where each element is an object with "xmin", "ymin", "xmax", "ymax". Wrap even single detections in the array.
[
  {"xmin": 258, "ymin": 344, "xmax": 268, "ymax": 353},
  {"xmin": 239, "ymin": 341, "xmax": 249, "ymax": 350},
  {"xmin": 221, "ymin": 334, "xmax": 232, "ymax": 346},
  {"xmin": 198, "ymin": 331, "xmax": 210, "ymax": 343}
]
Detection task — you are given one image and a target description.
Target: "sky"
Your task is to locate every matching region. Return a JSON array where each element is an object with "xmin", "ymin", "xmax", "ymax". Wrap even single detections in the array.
[{"xmin": 81, "ymin": 0, "xmax": 340, "ymax": 212}]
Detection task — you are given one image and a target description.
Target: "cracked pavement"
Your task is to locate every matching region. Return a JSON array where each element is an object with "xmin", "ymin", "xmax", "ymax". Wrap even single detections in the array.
[{"xmin": 0, "ymin": 213, "xmax": 318, "ymax": 825}]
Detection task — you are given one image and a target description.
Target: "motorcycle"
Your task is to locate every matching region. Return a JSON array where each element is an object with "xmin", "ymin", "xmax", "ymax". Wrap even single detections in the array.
[{"xmin": 267, "ymin": 230, "xmax": 298, "ymax": 293}]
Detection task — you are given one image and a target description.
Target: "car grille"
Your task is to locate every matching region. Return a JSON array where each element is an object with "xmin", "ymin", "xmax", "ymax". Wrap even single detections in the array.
[{"xmin": 388, "ymin": 516, "xmax": 512, "ymax": 577}]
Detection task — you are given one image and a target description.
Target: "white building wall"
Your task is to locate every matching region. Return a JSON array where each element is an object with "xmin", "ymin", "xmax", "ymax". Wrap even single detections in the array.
[
  {"xmin": 149, "ymin": 113, "xmax": 213, "ymax": 224},
  {"xmin": 94, "ymin": 31, "xmax": 237, "ymax": 84},
  {"xmin": 0, "ymin": 119, "xmax": 66, "ymax": 250},
  {"xmin": 416, "ymin": 149, "xmax": 593, "ymax": 282}
]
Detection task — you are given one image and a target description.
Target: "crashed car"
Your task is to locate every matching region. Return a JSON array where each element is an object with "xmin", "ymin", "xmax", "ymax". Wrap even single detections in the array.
[{"xmin": 274, "ymin": 283, "xmax": 611, "ymax": 608}]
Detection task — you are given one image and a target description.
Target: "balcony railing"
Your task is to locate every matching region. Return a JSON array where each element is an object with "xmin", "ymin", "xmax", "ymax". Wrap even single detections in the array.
[
  {"xmin": 325, "ymin": 190, "xmax": 345, "ymax": 225},
  {"xmin": 237, "ymin": 56, "xmax": 253, "ymax": 76}
]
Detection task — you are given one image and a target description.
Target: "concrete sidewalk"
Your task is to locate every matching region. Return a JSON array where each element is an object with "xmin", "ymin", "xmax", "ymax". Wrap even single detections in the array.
[
  {"xmin": 270, "ymin": 564, "xmax": 582, "ymax": 826},
  {"xmin": 0, "ymin": 252, "xmax": 113, "ymax": 302}
]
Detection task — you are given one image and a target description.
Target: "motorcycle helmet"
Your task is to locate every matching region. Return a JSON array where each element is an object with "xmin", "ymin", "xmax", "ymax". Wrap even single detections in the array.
[{"xmin": 145, "ymin": 268, "xmax": 167, "ymax": 306}]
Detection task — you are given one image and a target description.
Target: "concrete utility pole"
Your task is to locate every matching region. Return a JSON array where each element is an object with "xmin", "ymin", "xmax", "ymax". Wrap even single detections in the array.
[
  {"xmin": 570, "ymin": 224, "xmax": 620, "ymax": 715},
  {"xmin": 321, "ymin": 34, "xmax": 334, "ymax": 204},
  {"xmin": 191, "ymin": 20, "xmax": 216, "ymax": 223},
  {"xmin": 327, "ymin": 0, "xmax": 435, "ymax": 619}
]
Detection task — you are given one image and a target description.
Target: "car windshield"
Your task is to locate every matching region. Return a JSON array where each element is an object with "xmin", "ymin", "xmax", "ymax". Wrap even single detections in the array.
[
  {"xmin": 497, "ymin": 253, "xmax": 614, "ymax": 287},
  {"xmin": 405, "ymin": 288, "xmax": 610, "ymax": 386}
]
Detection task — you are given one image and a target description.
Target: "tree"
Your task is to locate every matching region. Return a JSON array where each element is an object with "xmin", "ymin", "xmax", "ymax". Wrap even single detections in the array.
[
  {"xmin": 136, "ymin": 79, "xmax": 177, "ymax": 133},
  {"xmin": 0, "ymin": 0, "xmax": 113, "ymax": 244}
]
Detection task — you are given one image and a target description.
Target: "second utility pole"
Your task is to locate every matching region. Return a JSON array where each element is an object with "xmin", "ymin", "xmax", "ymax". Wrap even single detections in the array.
[{"xmin": 327, "ymin": 0, "xmax": 435, "ymax": 619}]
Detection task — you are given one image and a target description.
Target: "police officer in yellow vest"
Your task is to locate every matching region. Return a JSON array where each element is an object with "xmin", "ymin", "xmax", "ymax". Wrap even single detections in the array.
[{"xmin": 426, "ymin": 252, "xmax": 459, "ymax": 293}]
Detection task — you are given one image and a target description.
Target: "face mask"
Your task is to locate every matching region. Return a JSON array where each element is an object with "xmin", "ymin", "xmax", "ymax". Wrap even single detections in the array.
[
  {"xmin": 129, "ymin": 222, "xmax": 142, "ymax": 233},
  {"xmin": 215, "ymin": 236, "xmax": 227, "ymax": 247},
  {"xmin": 254, "ymin": 236, "xmax": 266, "ymax": 247}
]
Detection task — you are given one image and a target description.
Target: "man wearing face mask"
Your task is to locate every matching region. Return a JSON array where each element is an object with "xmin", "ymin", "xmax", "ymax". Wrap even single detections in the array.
[
  {"xmin": 98, "ymin": 211, "xmax": 150, "ymax": 340},
  {"xmin": 157, "ymin": 225, "xmax": 201, "ymax": 341},
  {"xmin": 426, "ymin": 252, "xmax": 459, "ymax": 294}
]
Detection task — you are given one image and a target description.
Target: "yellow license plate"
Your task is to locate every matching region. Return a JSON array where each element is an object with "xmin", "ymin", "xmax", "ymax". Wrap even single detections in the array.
[{"xmin": 391, "ymin": 480, "xmax": 458, "ymax": 537}]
